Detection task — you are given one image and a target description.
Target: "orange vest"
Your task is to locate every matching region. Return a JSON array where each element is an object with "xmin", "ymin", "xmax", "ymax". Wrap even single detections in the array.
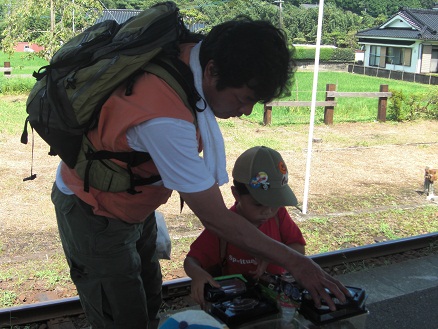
[{"xmin": 61, "ymin": 44, "xmax": 199, "ymax": 223}]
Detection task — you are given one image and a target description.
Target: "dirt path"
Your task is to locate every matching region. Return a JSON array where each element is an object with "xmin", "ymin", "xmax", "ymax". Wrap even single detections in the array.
[{"xmin": 2, "ymin": 119, "xmax": 438, "ymax": 258}]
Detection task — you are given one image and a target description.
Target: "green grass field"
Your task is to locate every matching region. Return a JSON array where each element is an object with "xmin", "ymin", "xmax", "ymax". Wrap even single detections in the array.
[
  {"xmin": 0, "ymin": 52, "xmax": 48, "ymax": 94},
  {"xmin": 0, "ymin": 51, "xmax": 48, "ymax": 74},
  {"xmin": 1, "ymin": 51, "xmax": 437, "ymax": 124}
]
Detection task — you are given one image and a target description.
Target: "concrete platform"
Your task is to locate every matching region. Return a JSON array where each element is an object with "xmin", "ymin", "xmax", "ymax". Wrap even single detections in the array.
[{"xmin": 335, "ymin": 254, "xmax": 438, "ymax": 329}]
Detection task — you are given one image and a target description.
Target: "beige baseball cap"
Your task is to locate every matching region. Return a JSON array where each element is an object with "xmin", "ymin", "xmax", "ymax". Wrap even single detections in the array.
[{"xmin": 232, "ymin": 146, "xmax": 298, "ymax": 207}]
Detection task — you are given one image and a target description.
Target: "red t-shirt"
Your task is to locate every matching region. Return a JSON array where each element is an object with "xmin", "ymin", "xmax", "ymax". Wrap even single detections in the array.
[{"xmin": 187, "ymin": 205, "xmax": 306, "ymax": 276}]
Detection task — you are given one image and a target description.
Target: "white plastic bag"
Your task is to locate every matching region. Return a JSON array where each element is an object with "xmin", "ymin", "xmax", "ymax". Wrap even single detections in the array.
[{"xmin": 155, "ymin": 211, "xmax": 171, "ymax": 260}]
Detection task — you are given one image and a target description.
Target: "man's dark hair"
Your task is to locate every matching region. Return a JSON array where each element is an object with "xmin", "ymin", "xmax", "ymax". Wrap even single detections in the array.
[
  {"xmin": 199, "ymin": 17, "xmax": 294, "ymax": 103},
  {"xmin": 233, "ymin": 180, "xmax": 250, "ymax": 196}
]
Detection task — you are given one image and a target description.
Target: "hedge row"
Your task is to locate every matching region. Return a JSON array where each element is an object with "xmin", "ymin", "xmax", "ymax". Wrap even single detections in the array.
[{"xmin": 293, "ymin": 47, "xmax": 355, "ymax": 62}]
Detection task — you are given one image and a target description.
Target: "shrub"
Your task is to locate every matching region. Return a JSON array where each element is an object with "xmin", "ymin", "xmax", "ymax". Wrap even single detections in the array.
[
  {"xmin": 294, "ymin": 47, "xmax": 316, "ymax": 60},
  {"xmin": 388, "ymin": 88, "xmax": 438, "ymax": 121},
  {"xmin": 292, "ymin": 37, "xmax": 306, "ymax": 44},
  {"xmin": 0, "ymin": 76, "xmax": 34, "ymax": 94},
  {"xmin": 294, "ymin": 46, "xmax": 354, "ymax": 62},
  {"xmin": 294, "ymin": 47, "xmax": 334, "ymax": 61},
  {"xmin": 320, "ymin": 48, "xmax": 334, "ymax": 61},
  {"xmin": 331, "ymin": 48, "xmax": 355, "ymax": 62}
]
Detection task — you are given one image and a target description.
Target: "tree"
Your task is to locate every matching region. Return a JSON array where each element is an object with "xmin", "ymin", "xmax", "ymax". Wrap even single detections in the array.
[
  {"xmin": 0, "ymin": 0, "xmax": 10, "ymax": 46},
  {"xmin": 1, "ymin": 0, "xmax": 102, "ymax": 60},
  {"xmin": 99, "ymin": 0, "xmax": 146, "ymax": 9},
  {"xmin": 373, "ymin": 13, "xmax": 388, "ymax": 26},
  {"xmin": 420, "ymin": 0, "xmax": 435, "ymax": 8},
  {"xmin": 194, "ymin": 0, "xmax": 279, "ymax": 28}
]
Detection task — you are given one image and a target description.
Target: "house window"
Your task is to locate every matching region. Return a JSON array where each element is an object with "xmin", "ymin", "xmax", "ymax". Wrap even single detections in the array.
[
  {"xmin": 386, "ymin": 47, "xmax": 404, "ymax": 65},
  {"xmin": 24, "ymin": 44, "xmax": 35, "ymax": 52},
  {"xmin": 369, "ymin": 45, "xmax": 380, "ymax": 67},
  {"xmin": 431, "ymin": 48, "xmax": 438, "ymax": 73}
]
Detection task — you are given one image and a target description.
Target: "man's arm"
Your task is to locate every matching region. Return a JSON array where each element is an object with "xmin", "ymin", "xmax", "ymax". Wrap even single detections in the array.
[
  {"xmin": 180, "ymin": 184, "xmax": 350, "ymax": 310},
  {"xmin": 288, "ymin": 243, "xmax": 305, "ymax": 256}
]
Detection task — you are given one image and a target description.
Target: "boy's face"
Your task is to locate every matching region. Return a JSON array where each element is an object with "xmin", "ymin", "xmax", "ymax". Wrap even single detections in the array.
[{"xmin": 232, "ymin": 186, "xmax": 279, "ymax": 227}]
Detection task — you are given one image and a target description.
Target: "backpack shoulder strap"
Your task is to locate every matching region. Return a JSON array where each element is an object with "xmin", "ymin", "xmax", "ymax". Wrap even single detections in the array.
[{"xmin": 143, "ymin": 57, "xmax": 202, "ymax": 124}]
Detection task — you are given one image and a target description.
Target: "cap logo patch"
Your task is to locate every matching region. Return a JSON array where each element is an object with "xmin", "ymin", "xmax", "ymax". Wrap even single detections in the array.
[
  {"xmin": 249, "ymin": 171, "xmax": 270, "ymax": 190},
  {"xmin": 278, "ymin": 161, "xmax": 287, "ymax": 174},
  {"xmin": 281, "ymin": 175, "xmax": 288, "ymax": 186}
]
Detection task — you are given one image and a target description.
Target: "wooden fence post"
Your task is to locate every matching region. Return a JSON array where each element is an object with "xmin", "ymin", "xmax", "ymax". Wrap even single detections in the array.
[
  {"xmin": 377, "ymin": 84, "xmax": 388, "ymax": 122},
  {"xmin": 3, "ymin": 62, "xmax": 11, "ymax": 76},
  {"xmin": 263, "ymin": 104, "xmax": 272, "ymax": 126},
  {"xmin": 324, "ymin": 84, "xmax": 336, "ymax": 125}
]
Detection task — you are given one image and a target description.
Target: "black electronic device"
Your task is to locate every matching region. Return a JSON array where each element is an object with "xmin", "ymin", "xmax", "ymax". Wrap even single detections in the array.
[
  {"xmin": 298, "ymin": 286, "xmax": 368, "ymax": 325},
  {"xmin": 204, "ymin": 275, "xmax": 279, "ymax": 328},
  {"xmin": 258, "ymin": 272, "xmax": 302, "ymax": 303}
]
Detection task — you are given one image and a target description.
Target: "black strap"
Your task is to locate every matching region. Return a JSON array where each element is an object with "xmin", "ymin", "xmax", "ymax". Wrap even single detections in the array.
[
  {"xmin": 83, "ymin": 148, "xmax": 161, "ymax": 193},
  {"xmin": 83, "ymin": 156, "xmax": 93, "ymax": 193},
  {"xmin": 21, "ymin": 118, "xmax": 37, "ymax": 182},
  {"xmin": 32, "ymin": 66, "xmax": 48, "ymax": 81},
  {"xmin": 126, "ymin": 162, "xmax": 161, "ymax": 195},
  {"xmin": 20, "ymin": 117, "xmax": 29, "ymax": 145},
  {"xmin": 86, "ymin": 149, "xmax": 152, "ymax": 166},
  {"xmin": 125, "ymin": 70, "xmax": 146, "ymax": 96}
]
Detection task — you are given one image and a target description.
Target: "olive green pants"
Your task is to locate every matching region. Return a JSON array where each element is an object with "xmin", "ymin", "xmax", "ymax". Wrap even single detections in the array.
[{"xmin": 51, "ymin": 183, "xmax": 162, "ymax": 329}]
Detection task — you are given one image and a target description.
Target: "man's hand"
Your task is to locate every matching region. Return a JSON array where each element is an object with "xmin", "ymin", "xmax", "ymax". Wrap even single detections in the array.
[{"xmin": 287, "ymin": 256, "xmax": 350, "ymax": 311}]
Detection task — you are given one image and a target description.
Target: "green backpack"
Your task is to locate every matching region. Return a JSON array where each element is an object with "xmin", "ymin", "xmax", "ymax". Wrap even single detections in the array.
[{"xmin": 21, "ymin": 1, "xmax": 203, "ymax": 194}]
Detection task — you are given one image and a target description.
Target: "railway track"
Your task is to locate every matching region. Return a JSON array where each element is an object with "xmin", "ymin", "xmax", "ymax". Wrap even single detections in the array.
[{"xmin": 1, "ymin": 232, "xmax": 437, "ymax": 328}]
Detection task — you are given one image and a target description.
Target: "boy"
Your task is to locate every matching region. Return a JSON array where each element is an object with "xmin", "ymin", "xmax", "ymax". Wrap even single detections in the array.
[{"xmin": 184, "ymin": 146, "xmax": 306, "ymax": 307}]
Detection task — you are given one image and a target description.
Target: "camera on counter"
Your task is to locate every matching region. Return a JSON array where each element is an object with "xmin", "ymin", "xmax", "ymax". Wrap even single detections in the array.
[
  {"xmin": 299, "ymin": 286, "xmax": 368, "ymax": 325},
  {"xmin": 204, "ymin": 274, "xmax": 278, "ymax": 328}
]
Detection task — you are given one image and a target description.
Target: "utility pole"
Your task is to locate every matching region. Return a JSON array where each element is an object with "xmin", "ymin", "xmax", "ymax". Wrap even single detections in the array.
[
  {"xmin": 274, "ymin": 0, "xmax": 284, "ymax": 29},
  {"xmin": 72, "ymin": 0, "xmax": 75, "ymax": 33},
  {"xmin": 50, "ymin": 0, "xmax": 55, "ymax": 32}
]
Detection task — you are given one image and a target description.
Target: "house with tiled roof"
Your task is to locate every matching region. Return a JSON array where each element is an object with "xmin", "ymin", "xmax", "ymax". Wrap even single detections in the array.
[
  {"xmin": 95, "ymin": 9, "xmax": 143, "ymax": 24},
  {"xmin": 95, "ymin": 9, "xmax": 205, "ymax": 32},
  {"xmin": 356, "ymin": 6, "xmax": 438, "ymax": 74}
]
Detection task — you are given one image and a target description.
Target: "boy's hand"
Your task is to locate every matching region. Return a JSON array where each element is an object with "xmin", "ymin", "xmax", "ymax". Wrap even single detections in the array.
[{"xmin": 190, "ymin": 275, "xmax": 221, "ymax": 309}]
